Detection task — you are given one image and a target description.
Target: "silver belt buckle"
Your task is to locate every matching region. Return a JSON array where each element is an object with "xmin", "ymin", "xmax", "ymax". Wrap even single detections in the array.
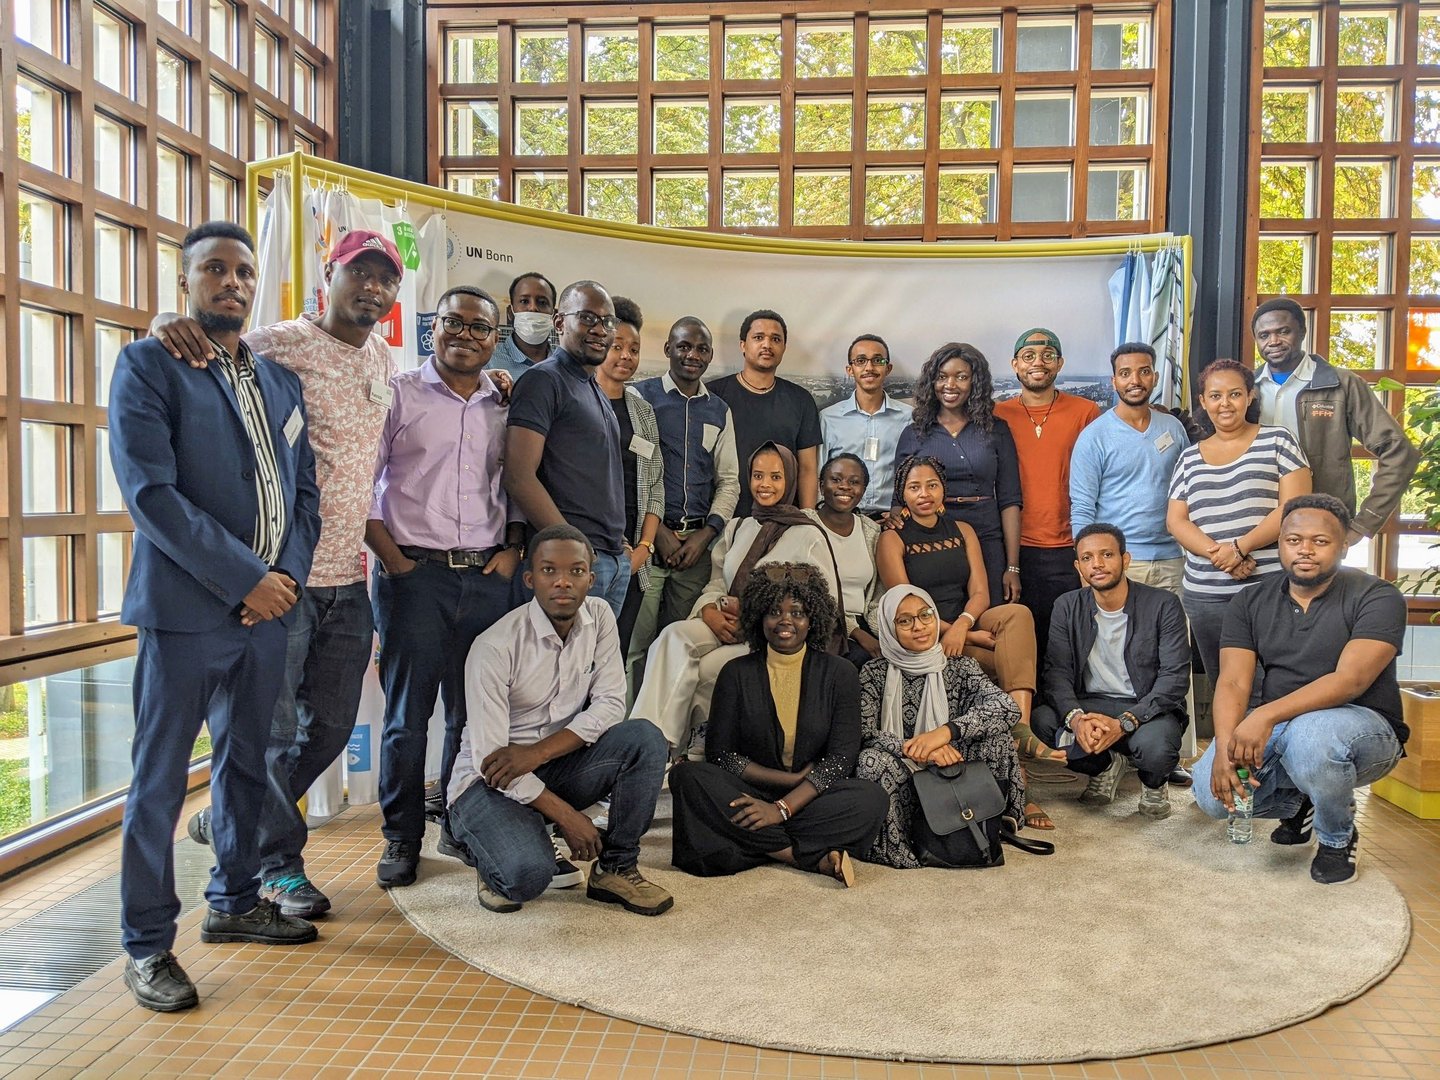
[{"xmin": 447, "ymin": 550, "xmax": 470, "ymax": 569}]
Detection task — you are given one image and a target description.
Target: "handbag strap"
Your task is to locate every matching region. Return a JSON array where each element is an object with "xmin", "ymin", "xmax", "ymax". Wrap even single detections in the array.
[{"xmin": 1000, "ymin": 826, "xmax": 1056, "ymax": 856}]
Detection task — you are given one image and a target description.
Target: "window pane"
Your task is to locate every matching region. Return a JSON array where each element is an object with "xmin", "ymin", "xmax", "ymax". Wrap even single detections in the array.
[
  {"xmin": 1329, "ymin": 310, "xmax": 1386, "ymax": 370},
  {"xmin": 725, "ymin": 25, "xmax": 781, "ymax": 80},
  {"xmin": 19, "ymin": 307, "xmax": 69, "ymax": 402},
  {"xmin": 1014, "ymin": 94, "xmax": 1074, "ymax": 147},
  {"xmin": 1333, "ymin": 161, "xmax": 1390, "ymax": 218},
  {"xmin": 584, "ymin": 174, "xmax": 638, "ymax": 223},
  {"xmin": 868, "ymin": 22, "xmax": 926, "ymax": 77},
  {"xmin": 1016, "ymin": 20, "xmax": 1074, "ymax": 72},
  {"xmin": 23, "ymin": 537, "xmax": 73, "ymax": 628},
  {"xmin": 1337, "ymin": 13, "xmax": 1393, "ymax": 67},
  {"xmin": 447, "ymin": 172, "xmax": 500, "ymax": 199},
  {"xmin": 1259, "ymin": 160, "xmax": 1314, "ymax": 218},
  {"xmin": 654, "ymin": 100, "xmax": 709, "ymax": 154},
  {"xmin": 1263, "ymin": 12, "xmax": 1318, "ymax": 67},
  {"xmin": 95, "ymin": 218, "xmax": 133, "ymax": 305},
  {"xmin": 1416, "ymin": 86, "xmax": 1440, "ymax": 142},
  {"xmin": 516, "ymin": 30, "xmax": 568, "ymax": 84},
  {"xmin": 938, "ymin": 168, "xmax": 995, "ymax": 224},
  {"xmin": 1405, "ymin": 309, "xmax": 1440, "ymax": 370},
  {"xmin": 1088, "ymin": 165, "xmax": 1146, "ymax": 222},
  {"xmin": 209, "ymin": 170, "xmax": 237, "ymax": 218},
  {"xmin": 938, "ymin": 95, "xmax": 996, "ymax": 150},
  {"xmin": 157, "ymin": 49, "xmax": 188, "ymax": 126},
  {"xmin": 514, "ymin": 101, "xmax": 568, "ymax": 156},
  {"xmin": 1335, "ymin": 86, "xmax": 1392, "ymax": 142},
  {"xmin": 653, "ymin": 173, "xmax": 709, "ymax": 228},
  {"xmin": 96, "ymin": 323, "xmax": 133, "ymax": 404},
  {"xmin": 1408, "ymin": 237, "xmax": 1440, "ymax": 293},
  {"xmin": 209, "ymin": 81, "xmax": 237, "ymax": 153},
  {"xmin": 1421, "ymin": 13, "xmax": 1440, "ymax": 64},
  {"xmin": 793, "ymin": 171, "xmax": 850, "ymax": 226},
  {"xmin": 940, "ymin": 21, "xmax": 997, "ymax": 75},
  {"xmin": 447, "ymin": 101, "xmax": 500, "ymax": 155},
  {"xmin": 1092, "ymin": 16, "xmax": 1150, "ymax": 70},
  {"xmin": 796, "ymin": 23, "xmax": 853, "ymax": 79},
  {"xmin": 95, "ymin": 428, "xmax": 125, "ymax": 512},
  {"xmin": 795, "ymin": 98, "xmax": 852, "ymax": 154},
  {"xmin": 1090, "ymin": 92, "xmax": 1147, "ymax": 146},
  {"xmin": 655, "ymin": 27, "xmax": 708, "ymax": 81},
  {"xmin": 1257, "ymin": 235, "xmax": 1311, "ymax": 293},
  {"xmin": 1331, "ymin": 236, "xmax": 1388, "ymax": 293},
  {"xmin": 255, "ymin": 28, "xmax": 277, "ymax": 92},
  {"xmin": 22, "ymin": 422, "xmax": 72, "ymax": 514},
  {"xmin": 724, "ymin": 99, "xmax": 780, "ymax": 154},
  {"xmin": 585, "ymin": 28, "xmax": 638, "ymax": 82},
  {"xmin": 94, "ymin": 7, "xmax": 131, "ymax": 93},
  {"xmin": 584, "ymin": 102, "xmax": 638, "ymax": 155},
  {"xmin": 98, "ymin": 534, "xmax": 129, "ymax": 617},
  {"xmin": 293, "ymin": 57, "xmax": 317, "ymax": 119},
  {"xmin": 864, "ymin": 170, "xmax": 924, "ymax": 226},
  {"xmin": 18, "ymin": 190, "xmax": 65, "ymax": 288},
  {"xmin": 448, "ymin": 29, "xmax": 499, "ymax": 82},
  {"xmin": 208, "ymin": 0, "xmax": 236, "ymax": 65},
  {"xmin": 17, "ymin": 75, "xmax": 66, "ymax": 175},
  {"xmin": 1261, "ymin": 87, "xmax": 1315, "ymax": 142},
  {"xmin": 14, "ymin": 0, "xmax": 61, "ymax": 54},
  {"xmin": 866, "ymin": 97, "xmax": 925, "ymax": 152},
  {"xmin": 1011, "ymin": 167, "xmax": 1071, "ymax": 222},
  {"xmin": 1414, "ymin": 161, "xmax": 1440, "ymax": 217},
  {"xmin": 255, "ymin": 110, "xmax": 280, "ymax": 158},
  {"xmin": 722, "ymin": 172, "xmax": 779, "ymax": 227},
  {"xmin": 156, "ymin": 144, "xmax": 188, "ymax": 222},
  {"xmin": 157, "ymin": 0, "xmax": 189, "ymax": 31},
  {"xmin": 94, "ymin": 113, "xmax": 131, "ymax": 200},
  {"xmin": 515, "ymin": 171, "xmax": 568, "ymax": 212}
]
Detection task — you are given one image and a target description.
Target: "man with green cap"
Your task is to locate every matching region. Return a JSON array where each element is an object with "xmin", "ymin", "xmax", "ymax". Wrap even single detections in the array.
[{"xmin": 994, "ymin": 328, "xmax": 1102, "ymax": 679}]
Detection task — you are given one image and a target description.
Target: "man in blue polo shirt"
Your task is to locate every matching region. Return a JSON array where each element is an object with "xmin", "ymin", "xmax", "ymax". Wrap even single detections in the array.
[
  {"xmin": 628, "ymin": 316, "xmax": 740, "ymax": 678},
  {"xmin": 819, "ymin": 333, "xmax": 912, "ymax": 519}
]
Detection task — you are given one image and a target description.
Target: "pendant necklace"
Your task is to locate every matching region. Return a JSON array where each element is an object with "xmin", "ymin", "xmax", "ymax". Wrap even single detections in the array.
[
  {"xmin": 738, "ymin": 370, "xmax": 774, "ymax": 394},
  {"xmin": 1019, "ymin": 392, "xmax": 1059, "ymax": 438}
]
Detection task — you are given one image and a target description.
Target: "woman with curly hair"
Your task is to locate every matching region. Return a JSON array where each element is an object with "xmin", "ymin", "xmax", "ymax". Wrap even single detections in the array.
[
  {"xmin": 892, "ymin": 343, "xmax": 1021, "ymax": 607},
  {"xmin": 667, "ymin": 563, "xmax": 888, "ymax": 883}
]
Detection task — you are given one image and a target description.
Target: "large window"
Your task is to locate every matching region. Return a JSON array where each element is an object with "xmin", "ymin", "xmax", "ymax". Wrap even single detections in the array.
[
  {"xmin": 431, "ymin": 3, "xmax": 1171, "ymax": 239},
  {"xmin": 1248, "ymin": 3, "xmax": 1440, "ymax": 601}
]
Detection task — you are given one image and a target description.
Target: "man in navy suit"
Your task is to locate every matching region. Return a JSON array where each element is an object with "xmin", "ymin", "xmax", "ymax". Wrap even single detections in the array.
[{"xmin": 108, "ymin": 222, "xmax": 322, "ymax": 1011}]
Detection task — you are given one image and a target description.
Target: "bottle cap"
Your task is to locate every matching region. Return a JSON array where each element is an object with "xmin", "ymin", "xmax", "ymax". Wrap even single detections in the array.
[{"xmin": 1236, "ymin": 767, "xmax": 1250, "ymax": 780}]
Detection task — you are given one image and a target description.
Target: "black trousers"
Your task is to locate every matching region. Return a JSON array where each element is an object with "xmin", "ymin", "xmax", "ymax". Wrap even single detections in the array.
[
  {"xmin": 1032, "ymin": 694, "xmax": 1185, "ymax": 790},
  {"xmin": 617, "ymin": 574, "xmax": 644, "ymax": 656},
  {"xmin": 667, "ymin": 762, "xmax": 887, "ymax": 877},
  {"xmin": 1019, "ymin": 544, "xmax": 1080, "ymax": 680}
]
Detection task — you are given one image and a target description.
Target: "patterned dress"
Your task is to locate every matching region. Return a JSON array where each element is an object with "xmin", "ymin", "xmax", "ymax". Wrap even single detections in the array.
[{"xmin": 855, "ymin": 655, "xmax": 1024, "ymax": 868}]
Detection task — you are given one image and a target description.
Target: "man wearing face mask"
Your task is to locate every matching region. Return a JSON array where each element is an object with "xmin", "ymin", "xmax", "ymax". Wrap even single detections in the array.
[
  {"xmin": 505, "ymin": 280, "xmax": 632, "ymax": 616},
  {"xmin": 489, "ymin": 271, "xmax": 557, "ymax": 383}
]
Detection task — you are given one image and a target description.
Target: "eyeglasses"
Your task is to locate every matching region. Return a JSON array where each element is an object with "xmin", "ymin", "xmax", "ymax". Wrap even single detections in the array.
[
  {"xmin": 848, "ymin": 356, "xmax": 890, "ymax": 369},
  {"xmin": 761, "ymin": 563, "xmax": 818, "ymax": 584},
  {"xmin": 559, "ymin": 310, "xmax": 619, "ymax": 331},
  {"xmin": 439, "ymin": 315, "xmax": 497, "ymax": 338},
  {"xmin": 893, "ymin": 607, "xmax": 937, "ymax": 631},
  {"xmin": 1016, "ymin": 348, "xmax": 1060, "ymax": 364}
]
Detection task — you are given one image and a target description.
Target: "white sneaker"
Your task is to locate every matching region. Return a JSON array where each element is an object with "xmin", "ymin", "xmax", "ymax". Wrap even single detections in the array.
[
  {"xmin": 1138, "ymin": 782, "xmax": 1173, "ymax": 819},
  {"xmin": 546, "ymin": 828, "xmax": 584, "ymax": 889},
  {"xmin": 1079, "ymin": 753, "xmax": 1128, "ymax": 805}
]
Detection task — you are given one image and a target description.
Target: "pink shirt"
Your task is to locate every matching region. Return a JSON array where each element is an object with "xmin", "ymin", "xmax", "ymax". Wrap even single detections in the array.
[
  {"xmin": 369, "ymin": 361, "xmax": 515, "ymax": 551},
  {"xmin": 243, "ymin": 316, "xmax": 395, "ymax": 588}
]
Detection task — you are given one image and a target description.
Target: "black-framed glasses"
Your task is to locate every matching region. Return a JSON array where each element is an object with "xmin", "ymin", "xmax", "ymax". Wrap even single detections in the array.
[
  {"xmin": 848, "ymin": 356, "xmax": 891, "ymax": 369},
  {"xmin": 439, "ymin": 315, "xmax": 497, "ymax": 338},
  {"xmin": 558, "ymin": 310, "xmax": 618, "ymax": 330},
  {"xmin": 893, "ymin": 607, "xmax": 937, "ymax": 631}
]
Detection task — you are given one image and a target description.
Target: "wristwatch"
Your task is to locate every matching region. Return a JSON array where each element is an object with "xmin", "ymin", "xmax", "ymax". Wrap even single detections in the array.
[
  {"xmin": 1119, "ymin": 712, "xmax": 1139, "ymax": 735},
  {"xmin": 1063, "ymin": 708, "xmax": 1083, "ymax": 730}
]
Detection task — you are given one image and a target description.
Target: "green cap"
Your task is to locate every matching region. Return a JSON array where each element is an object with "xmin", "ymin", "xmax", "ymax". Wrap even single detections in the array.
[
  {"xmin": 1014, "ymin": 327, "xmax": 1061, "ymax": 356},
  {"xmin": 1235, "ymin": 767, "xmax": 1250, "ymax": 780}
]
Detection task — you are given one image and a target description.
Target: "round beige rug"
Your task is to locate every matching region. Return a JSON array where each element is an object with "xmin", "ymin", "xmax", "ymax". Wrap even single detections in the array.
[{"xmin": 391, "ymin": 775, "xmax": 1410, "ymax": 1064}]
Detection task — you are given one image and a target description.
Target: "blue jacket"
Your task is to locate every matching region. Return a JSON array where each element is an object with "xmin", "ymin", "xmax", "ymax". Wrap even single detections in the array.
[{"xmin": 108, "ymin": 337, "xmax": 321, "ymax": 631}]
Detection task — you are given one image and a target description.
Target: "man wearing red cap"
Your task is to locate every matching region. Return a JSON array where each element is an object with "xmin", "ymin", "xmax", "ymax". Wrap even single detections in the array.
[{"xmin": 150, "ymin": 228, "xmax": 405, "ymax": 920}]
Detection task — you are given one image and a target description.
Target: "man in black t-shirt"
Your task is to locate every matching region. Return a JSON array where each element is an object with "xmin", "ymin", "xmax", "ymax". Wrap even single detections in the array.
[
  {"xmin": 1192, "ymin": 494, "xmax": 1407, "ymax": 885},
  {"xmin": 707, "ymin": 309, "xmax": 822, "ymax": 515}
]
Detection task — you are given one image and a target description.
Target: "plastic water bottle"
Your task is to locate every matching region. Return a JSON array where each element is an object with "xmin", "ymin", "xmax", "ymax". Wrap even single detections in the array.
[{"xmin": 1228, "ymin": 767, "xmax": 1254, "ymax": 844}]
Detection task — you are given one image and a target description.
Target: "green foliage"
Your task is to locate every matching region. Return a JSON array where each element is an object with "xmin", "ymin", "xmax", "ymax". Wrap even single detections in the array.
[
  {"xmin": 1330, "ymin": 237, "xmax": 1384, "ymax": 294},
  {"xmin": 864, "ymin": 171, "xmax": 924, "ymax": 226},
  {"xmin": 585, "ymin": 176, "xmax": 638, "ymax": 223},
  {"xmin": 938, "ymin": 97, "xmax": 994, "ymax": 150},
  {"xmin": 586, "ymin": 31, "xmax": 638, "ymax": 82},
  {"xmin": 1411, "ymin": 239, "xmax": 1440, "ymax": 294},
  {"xmin": 793, "ymin": 172, "xmax": 849, "ymax": 226},
  {"xmin": 516, "ymin": 175, "xmax": 567, "ymax": 213},
  {"xmin": 722, "ymin": 173, "xmax": 779, "ymax": 227},
  {"xmin": 449, "ymin": 32, "xmax": 498, "ymax": 82},
  {"xmin": 515, "ymin": 103, "xmax": 568, "ymax": 156},
  {"xmin": 516, "ymin": 33, "xmax": 568, "ymax": 84},
  {"xmin": 1399, "ymin": 387, "xmax": 1440, "ymax": 594},
  {"xmin": 1256, "ymin": 236, "xmax": 1308, "ymax": 294},
  {"xmin": 1416, "ymin": 89, "xmax": 1440, "ymax": 143},
  {"xmin": 1258, "ymin": 162, "xmax": 1310, "ymax": 218},
  {"xmin": 724, "ymin": 101, "xmax": 781, "ymax": 154},
  {"xmin": 193, "ymin": 733, "xmax": 213, "ymax": 758},
  {"xmin": 940, "ymin": 25, "xmax": 996, "ymax": 74},
  {"xmin": 938, "ymin": 170, "xmax": 993, "ymax": 224},
  {"xmin": 585, "ymin": 103, "xmax": 638, "ymax": 155},
  {"xmin": 0, "ymin": 760, "xmax": 35, "ymax": 838},
  {"xmin": 796, "ymin": 26, "xmax": 853, "ymax": 78},
  {"xmin": 795, "ymin": 100, "xmax": 852, "ymax": 153},
  {"xmin": 655, "ymin": 30, "xmax": 708, "ymax": 81},
  {"xmin": 725, "ymin": 29, "xmax": 781, "ymax": 80},
  {"xmin": 653, "ymin": 174, "xmax": 708, "ymax": 227},
  {"xmin": 1091, "ymin": 94, "xmax": 1140, "ymax": 146},
  {"xmin": 1261, "ymin": 89, "xmax": 1312, "ymax": 143},
  {"xmin": 868, "ymin": 25, "xmax": 926, "ymax": 77},
  {"xmin": 1336, "ymin": 89, "xmax": 1389, "ymax": 142},
  {"xmin": 1413, "ymin": 164, "xmax": 1440, "ymax": 218},
  {"xmin": 1263, "ymin": 14, "xmax": 1314, "ymax": 67},
  {"xmin": 1337, "ymin": 15, "xmax": 1390, "ymax": 66},
  {"xmin": 866, "ymin": 98, "xmax": 925, "ymax": 152},
  {"xmin": 0, "ymin": 683, "xmax": 28, "ymax": 739},
  {"xmin": 1328, "ymin": 311, "xmax": 1382, "ymax": 370},
  {"xmin": 1421, "ymin": 15, "xmax": 1440, "ymax": 64},
  {"xmin": 654, "ymin": 101, "xmax": 708, "ymax": 154},
  {"xmin": 1334, "ymin": 163, "xmax": 1385, "ymax": 218},
  {"xmin": 450, "ymin": 102, "xmax": 498, "ymax": 156}
]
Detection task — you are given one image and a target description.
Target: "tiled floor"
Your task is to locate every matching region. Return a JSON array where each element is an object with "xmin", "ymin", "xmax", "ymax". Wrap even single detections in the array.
[{"xmin": 0, "ymin": 784, "xmax": 1437, "ymax": 1080}]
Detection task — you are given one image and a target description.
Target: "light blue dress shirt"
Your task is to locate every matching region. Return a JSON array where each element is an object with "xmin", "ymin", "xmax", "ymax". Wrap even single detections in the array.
[{"xmin": 819, "ymin": 391, "xmax": 913, "ymax": 513}]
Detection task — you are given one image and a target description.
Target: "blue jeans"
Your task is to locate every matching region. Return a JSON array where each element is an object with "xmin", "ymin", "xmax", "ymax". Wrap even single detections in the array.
[
  {"xmin": 445, "ymin": 718, "xmax": 667, "ymax": 902},
  {"xmin": 1192, "ymin": 705, "xmax": 1403, "ymax": 847},
  {"xmin": 589, "ymin": 551, "xmax": 632, "ymax": 619},
  {"xmin": 374, "ymin": 559, "xmax": 517, "ymax": 843},
  {"xmin": 255, "ymin": 583, "xmax": 373, "ymax": 881}
]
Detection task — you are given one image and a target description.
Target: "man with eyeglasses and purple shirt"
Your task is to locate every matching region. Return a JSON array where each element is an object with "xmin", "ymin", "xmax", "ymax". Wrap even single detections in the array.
[{"xmin": 505, "ymin": 279, "xmax": 633, "ymax": 616}]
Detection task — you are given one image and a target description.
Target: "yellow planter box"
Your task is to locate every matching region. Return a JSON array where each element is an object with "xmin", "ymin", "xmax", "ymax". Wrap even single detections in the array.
[
  {"xmin": 1371, "ymin": 775, "xmax": 1440, "ymax": 819},
  {"xmin": 1402, "ymin": 685, "xmax": 1440, "ymax": 759}
]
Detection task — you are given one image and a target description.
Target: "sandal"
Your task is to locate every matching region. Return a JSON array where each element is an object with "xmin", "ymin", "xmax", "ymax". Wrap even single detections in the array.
[
  {"xmin": 817, "ymin": 849, "xmax": 855, "ymax": 888},
  {"xmin": 1014, "ymin": 723, "xmax": 1067, "ymax": 763},
  {"xmin": 1024, "ymin": 802, "xmax": 1056, "ymax": 831}
]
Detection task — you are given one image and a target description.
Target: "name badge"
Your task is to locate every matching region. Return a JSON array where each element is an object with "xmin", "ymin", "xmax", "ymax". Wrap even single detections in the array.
[
  {"xmin": 369, "ymin": 379, "xmax": 394, "ymax": 409},
  {"xmin": 283, "ymin": 406, "xmax": 304, "ymax": 447},
  {"xmin": 863, "ymin": 435, "xmax": 880, "ymax": 461},
  {"xmin": 1154, "ymin": 432, "xmax": 1175, "ymax": 453},
  {"xmin": 629, "ymin": 433, "xmax": 656, "ymax": 459}
]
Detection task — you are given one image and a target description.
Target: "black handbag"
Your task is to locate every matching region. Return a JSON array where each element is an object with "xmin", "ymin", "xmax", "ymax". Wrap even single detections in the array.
[{"xmin": 911, "ymin": 761, "xmax": 1055, "ymax": 868}]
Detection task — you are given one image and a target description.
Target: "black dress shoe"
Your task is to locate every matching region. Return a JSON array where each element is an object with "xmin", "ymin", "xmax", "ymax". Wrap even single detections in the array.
[
  {"xmin": 1168, "ymin": 766, "xmax": 1193, "ymax": 788},
  {"xmin": 124, "ymin": 951, "xmax": 199, "ymax": 1012},
  {"xmin": 200, "ymin": 897, "xmax": 318, "ymax": 945},
  {"xmin": 376, "ymin": 838, "xmax": 421, "ymax": 888}
]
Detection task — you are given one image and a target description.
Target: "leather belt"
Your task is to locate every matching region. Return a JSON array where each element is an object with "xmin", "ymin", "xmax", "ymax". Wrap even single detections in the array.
[
  {"xmin": 400, "ymin": 545, "xmax": 502, "ymax": 569},
  {"xmin": 664, "ymin": 516, "xmax": 707, "ymax": 532}
]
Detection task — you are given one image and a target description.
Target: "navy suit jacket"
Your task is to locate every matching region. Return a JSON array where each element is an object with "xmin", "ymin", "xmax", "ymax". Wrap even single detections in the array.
[{"xmin": 108, "ymin": 337, "xmax": 321, "ymax": 632}]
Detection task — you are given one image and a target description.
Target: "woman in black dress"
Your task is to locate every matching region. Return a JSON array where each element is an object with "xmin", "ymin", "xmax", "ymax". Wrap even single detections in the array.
[{"xmin": 667, "ymin": 563, "xmax": 887, "ymax": 883}]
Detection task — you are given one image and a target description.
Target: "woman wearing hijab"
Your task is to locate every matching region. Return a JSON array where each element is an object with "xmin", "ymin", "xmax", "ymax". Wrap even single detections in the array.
[
  {"xmin": 855, "ymin": 584, "xmax": 1025, "ymax": 869},
  {"xmin": 630, "ymin": 442, "xmax": 840, "ymax": 756},
  {"xmin": 667, "ymin": 564, "xmax": 887, "ymax": 882}
]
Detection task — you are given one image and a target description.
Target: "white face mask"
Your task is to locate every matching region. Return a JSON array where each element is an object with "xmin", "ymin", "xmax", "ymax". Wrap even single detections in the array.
[{"xmin": 511, "ymin": 310, "xmax": 553, "ymax": 346}]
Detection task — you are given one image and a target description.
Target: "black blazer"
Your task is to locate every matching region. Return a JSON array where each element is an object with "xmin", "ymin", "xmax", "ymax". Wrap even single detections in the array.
[
  {"xmin": 1042, "ymin": 581, "xmax": 1190, "ymax": 727},
  {"xmin": 705, "ymin": 649, "xmax": 862, "ymax": 793}
]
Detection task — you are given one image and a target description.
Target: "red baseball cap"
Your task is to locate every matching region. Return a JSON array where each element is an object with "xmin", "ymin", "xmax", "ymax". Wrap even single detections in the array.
[{"xmin": 328, "ymin": 229, "xmax": 404, "ymax": 278}]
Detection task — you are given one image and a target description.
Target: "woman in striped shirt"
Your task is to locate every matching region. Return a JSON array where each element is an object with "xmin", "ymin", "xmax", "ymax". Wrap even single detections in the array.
[{"xmin": 1166, "ymin": 359, "xmax": 1312, "ymax": 684}]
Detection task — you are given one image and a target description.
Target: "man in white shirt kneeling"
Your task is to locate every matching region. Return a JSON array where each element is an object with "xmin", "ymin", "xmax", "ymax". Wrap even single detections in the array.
[{"xmin": 442, "ymin": 523, "xmax": 674, "ymax": 915}]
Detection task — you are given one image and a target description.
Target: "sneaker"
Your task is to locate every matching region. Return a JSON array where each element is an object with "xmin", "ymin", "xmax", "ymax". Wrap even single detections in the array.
[
  {"xmin": 1079, "ymin": 753, "xmax": 1128, "ymax": 806},
  {"xmin": 200, "ymin": 897, "xmax": 318, "ymax": 945},
  {"xmin": 548, "ymin": 833, "xmax": 583, "ymax": 890},
  {"xmin": 424, "ymin": 786, "xmax": 445, "ymax": 823},
  {"xmin": 186, "ymin": 807, "xmax": 212, "ymax": 846},
  {"xmin": 376, "ymin": 839, "xmax": 421, "ymax": 889},
  {"xmin": 1168, "ymin": 765, "xmax": 1194, "ymax": 789},
  {"xmin": 587, "ymin": 864, "xmax": 674, "ymax": 916},
  {"xmin": 1272, "ymin": 795, "xmax": 1315, "ymax": 846},
  {"xmin": 476, "ymin": 875, "xmax": 522, "ymax": 913},
  {"xmin": 263, "ymin": 874, "xmax": 331, "ymax": 919},
  {"xmin": 436, "ymin": 821, "xmax": 476, "ymax": 867},
  {"xmin": 1310, "ymin": 826, "xmax": 1359, "ymax": 885},
  {"xmin": 1138, "ymin": 783, "xmax": 1173, "ymax": 820},
  {"xmin": 124, "ymin": 951, "xmax": 199, "ymax": 1012}
]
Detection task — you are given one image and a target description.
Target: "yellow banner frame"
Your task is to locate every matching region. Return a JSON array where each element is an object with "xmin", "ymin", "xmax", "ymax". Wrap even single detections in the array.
[{"xmin": 245, "ymin": 150, "xmax": 1193, "ymax": 379}]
